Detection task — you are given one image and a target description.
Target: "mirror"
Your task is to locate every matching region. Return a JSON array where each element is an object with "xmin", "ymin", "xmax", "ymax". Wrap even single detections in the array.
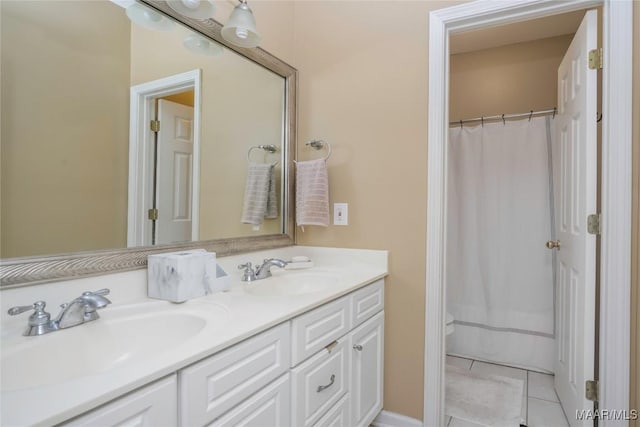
[{"xmin": 0, "ymin": 0, "xmax": 296, "ymax": 286}]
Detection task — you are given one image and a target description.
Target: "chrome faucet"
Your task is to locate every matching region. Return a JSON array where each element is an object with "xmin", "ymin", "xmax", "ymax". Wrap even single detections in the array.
[
  {"xmin": 237, "ymin": 258, "xmax": 288, "ymax": 282},
  {"xmin": 55, "ymin": 290, "xmax": 111, "ymax": 329},
  {"xmin": 8, "ymin": 289, "xmax": 111, "ymax": 336}
]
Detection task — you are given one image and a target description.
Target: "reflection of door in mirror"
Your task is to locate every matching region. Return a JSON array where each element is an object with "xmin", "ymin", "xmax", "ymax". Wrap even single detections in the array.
[{"xmin": 155, "ymin": 98, "xmax": 194, "ymax": 246}]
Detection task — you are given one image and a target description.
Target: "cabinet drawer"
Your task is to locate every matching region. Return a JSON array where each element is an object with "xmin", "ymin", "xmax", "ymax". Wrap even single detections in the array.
[
  {"xmin": 291, "ymin": 337, "xmax": 349, "ymax": 427},
  {"xmin": 313, "ymin": 393, "xmax": 350, "ymax": 427},
  {"xmin": 351, "ymin": 279, "xmax": 384, "ymax": 328},
  {"xmin": 62, "ymin": 375, "xmax": 177, "ymax": 427},
  {"xmin": 291, "ymin": 296, "xmax": 351, "ymax": 366},
  {"xmin": 180, "ymin": 323, "xmax": 290, "ymax": 426},
  {"xmin": 208, "ymin": 373, "xmax": 290, "ymax": 427}
]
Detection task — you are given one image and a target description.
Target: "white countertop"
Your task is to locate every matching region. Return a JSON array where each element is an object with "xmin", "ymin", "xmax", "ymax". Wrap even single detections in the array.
[{"xmin": 0, "ymin": 246, "xmax": 388, "ymax": 426}]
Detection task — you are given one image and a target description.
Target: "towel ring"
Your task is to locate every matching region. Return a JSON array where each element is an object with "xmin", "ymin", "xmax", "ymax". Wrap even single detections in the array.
[
  {"xmin": 306, "ymin": 139, "xmax": 331, "ymax": 160},
  {"xmin": 247, "ymin": 144, "xmax": 278, "ymax": 165}
]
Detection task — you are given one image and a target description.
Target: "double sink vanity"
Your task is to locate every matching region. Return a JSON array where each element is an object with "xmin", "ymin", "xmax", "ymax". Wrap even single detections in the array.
[{"xmin": 0, "ymin": 246, "xmax": 388, "ymax": 426}]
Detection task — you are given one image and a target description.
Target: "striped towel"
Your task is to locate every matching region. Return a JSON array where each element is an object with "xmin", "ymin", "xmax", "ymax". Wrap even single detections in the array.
[
  {"xmin": 241, "ymin": 162, "xmax": 278, "ymax": 226},
  {"xmin": 296, "ymin": 158, "xmax": 329, "ymax": 227}
]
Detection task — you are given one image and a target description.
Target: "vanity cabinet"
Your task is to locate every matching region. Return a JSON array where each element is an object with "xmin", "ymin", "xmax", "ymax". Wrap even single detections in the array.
[
  {"xmin": 63, "ymin": 279, "xmax": 384, "ymax": 427},
  {"xmin": 62, "ymin": 375, "xmax": 177, "ymax": 427},
  {"xmin": 290, "ymin": 278, "xmax": 384, "ymax": 427}
]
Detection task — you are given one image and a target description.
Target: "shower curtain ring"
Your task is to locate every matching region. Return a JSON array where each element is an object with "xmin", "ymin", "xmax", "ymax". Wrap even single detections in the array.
[
  {"xmin": 529, "ymin": 110, "xmax": 533, "ymax": 121},
  {"xmin": 460, "ymin": 120, "xmax": 463, "ymax": 129},
  {"xmin": 552, "ymin": 107, "xmax": 557, "ymax": 119},
  {"xmin": 481, "ymin": 116, "xmax": 484, "ymax": 127},
  {"xmin": 501, "ymin": 114, "xmax": 505, "ymax": 125}
]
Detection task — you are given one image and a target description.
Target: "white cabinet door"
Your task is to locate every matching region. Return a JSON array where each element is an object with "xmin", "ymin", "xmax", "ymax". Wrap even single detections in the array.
[
  {"xmin": 350, "ymin": 311, "xmax": 384, "ymax": 427},
  {"xmin": 62, "ymin": 375, "xmax": 177, "ymax": 427},
  {"xmin": 208, "ymin": 374, "xmax": 290, "ymax": 427}
]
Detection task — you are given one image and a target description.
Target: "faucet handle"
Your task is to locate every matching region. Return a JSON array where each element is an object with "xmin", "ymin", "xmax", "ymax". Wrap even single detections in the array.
[
  {"xmin": 237, "ymin": 262, "xmax": 256, "ymax": 282},
  {"xmin": 84, "ymin": 288, "xmax": 110, "ymax": 297},
  {"xmin": 8, "ymin": 301, "xmax": 47, "ymax": 316}
]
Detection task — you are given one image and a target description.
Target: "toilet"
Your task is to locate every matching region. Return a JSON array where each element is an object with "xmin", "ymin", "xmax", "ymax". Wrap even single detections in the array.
[{"xmin": 446, "ymin": 311, "xmax": 455, "ymax": 336}]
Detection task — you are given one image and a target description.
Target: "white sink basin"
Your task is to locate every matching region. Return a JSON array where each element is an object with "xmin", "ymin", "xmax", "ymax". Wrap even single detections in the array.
[
  {"xmin": 243, "ymin": 271, "xmax": 341, "ymax": 296},
  {"xmin": 1, "ymin": 302, "xmax": 227, "ymax": 392}
]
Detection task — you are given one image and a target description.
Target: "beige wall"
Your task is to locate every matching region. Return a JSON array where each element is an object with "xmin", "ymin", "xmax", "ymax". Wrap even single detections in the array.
[
  {"xmin": 0, "ymin": 1, "xmax": 130, "ymax": 258},
  {"xmin": 450, "ymin": 35, "xmax": 573, "ymax": 120}
]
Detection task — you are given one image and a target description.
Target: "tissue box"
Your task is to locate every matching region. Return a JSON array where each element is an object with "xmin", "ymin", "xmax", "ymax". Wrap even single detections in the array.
[{"xmin": 147, "ymin": 249, "xmax": 216, "ymax": 302}]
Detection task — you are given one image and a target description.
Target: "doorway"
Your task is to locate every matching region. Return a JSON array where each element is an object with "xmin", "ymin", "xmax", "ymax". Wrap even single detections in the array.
[
  {"xmin": 127, "ymin": 69, "xmax": 202, "ymax": 247},
  {"xmin": 424, "ymin": 2, "xmax": 632, "ymax": 427},
  {"xmin": 443, "ymin": 10, "xmax": 596, "ymax": 427}
]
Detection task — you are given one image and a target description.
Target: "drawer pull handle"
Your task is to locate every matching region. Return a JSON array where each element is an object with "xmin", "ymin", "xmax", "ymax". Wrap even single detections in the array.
[
  {"xmin": 325, "ymin": 340, "xmax": 338, "ymax": 352},
  {"xmin": 316, "ymin": 374, "xmax": 336, "ymax": 392},
  {"xmin": 353, "ymin": 344, "xmax": 363, "ymax": 351}
]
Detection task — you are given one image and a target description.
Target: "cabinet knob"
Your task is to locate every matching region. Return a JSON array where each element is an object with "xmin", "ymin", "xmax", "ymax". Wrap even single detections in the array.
[{"xmin": 353, "ymin": 344, "xmax": 363, "ymax": 351}]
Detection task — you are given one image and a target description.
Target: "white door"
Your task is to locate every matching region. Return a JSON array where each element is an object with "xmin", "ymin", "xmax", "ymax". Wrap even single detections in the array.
[
  {"xmin": 350, "ymin": 311, "xmax": 384, "ymax": 427},
  {"xmin": 554, "ymin": 10, "xmax": 598, "ymax": 426},
  {"xmin": 155, "ymin": 99, "xmax": 194, "ymax": 245}
]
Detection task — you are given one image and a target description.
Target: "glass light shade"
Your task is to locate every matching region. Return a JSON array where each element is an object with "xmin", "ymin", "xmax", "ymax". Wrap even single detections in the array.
[
  {"xmin": 167, "ymin": 0, "xmax": 216, "ymax": 20},
  {"xmin": 125, "ymin": 3, "xmax": 175, "ymax": 32},
  {"xmin": 183, "ymin": 35, "xmax": 223, "ymax": 56},
  {"xmin": 221, "ymin": 1, "xmax": 261, "ymax": 48}
]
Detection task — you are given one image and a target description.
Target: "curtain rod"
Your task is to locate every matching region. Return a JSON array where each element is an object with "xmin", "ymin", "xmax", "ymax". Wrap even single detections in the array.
[{"xmin": 449, "ymin": 108, "xmax": 557, "ymax": 127}]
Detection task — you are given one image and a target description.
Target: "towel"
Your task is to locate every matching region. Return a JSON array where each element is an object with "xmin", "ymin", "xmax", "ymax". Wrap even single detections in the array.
[
  {"xmin": 296, "ymin": 158, "xmax": 329, "ymax": 227},
  {"xmin": 241, "ymin": 162, "xmax": 278, "ymax": 226}
]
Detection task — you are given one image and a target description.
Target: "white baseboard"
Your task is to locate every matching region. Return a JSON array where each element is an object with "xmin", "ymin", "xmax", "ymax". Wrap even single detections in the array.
[{"xmin": 372, "ymin": 410, "xmax": 422, "ymax": 427}]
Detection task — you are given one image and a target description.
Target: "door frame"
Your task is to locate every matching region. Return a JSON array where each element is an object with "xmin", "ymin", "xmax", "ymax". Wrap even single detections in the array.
[
  {"xmin": 424, "ymin": 1, "xmax": 633, "ymax": 426},
  {"xmin": 127, "ymin": 69, "xmax": 202, "ymax": 247}
]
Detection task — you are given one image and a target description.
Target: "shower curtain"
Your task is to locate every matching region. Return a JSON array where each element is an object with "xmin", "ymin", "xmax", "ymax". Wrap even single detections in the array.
[{"xmin": 446, "ymin": 116, "xmax": 556, "ymax": 373}]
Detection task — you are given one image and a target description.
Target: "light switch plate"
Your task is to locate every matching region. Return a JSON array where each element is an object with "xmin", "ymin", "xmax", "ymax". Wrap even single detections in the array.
[{"xmin": 333, "ymin": 203, "xmax": 348, "ymax": 225}]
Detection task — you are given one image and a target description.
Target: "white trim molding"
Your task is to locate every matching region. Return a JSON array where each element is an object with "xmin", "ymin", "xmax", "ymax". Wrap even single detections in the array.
[
  {"xmin": 598, "ymin": 0, "xmax": 633, "ymax": 417},
  {"xmin": 373, "ymin": 410, "xmax": 422, "ymax": 427},
  {"xmin": 425, "ymin": 1, "xmax": 632, "ymax": 426}
]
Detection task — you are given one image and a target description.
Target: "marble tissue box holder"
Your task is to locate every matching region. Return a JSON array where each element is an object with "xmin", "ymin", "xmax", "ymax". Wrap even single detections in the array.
[{"xmin": 148, "ymin": 249, "xmax": 226, "ymax": 303}]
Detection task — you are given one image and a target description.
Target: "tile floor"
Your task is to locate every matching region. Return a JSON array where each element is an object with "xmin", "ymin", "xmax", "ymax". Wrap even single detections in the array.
[{"xmin": 446, "ymin": 355, "xmax": 570, "ymax": 427}]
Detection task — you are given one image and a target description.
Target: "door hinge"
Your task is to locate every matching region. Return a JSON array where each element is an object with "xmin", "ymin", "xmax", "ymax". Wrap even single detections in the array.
[
  {"xmin": 585, "ymin": 380, "xmax": 599, "ymax": 402},
  {"xmin": 150, "ymin": 120, "xmax": 160, "ymax": 132},
  {"xmin": 587, "ymin": 213, "xmax": 601, "ymax": 235},
  {"xmin": 148, "ymin": 208, "xmax": 159, "ymax": 221},
  {"xmin": 588, "ymin": 48, "xmax": 603, "ymax": 70}
]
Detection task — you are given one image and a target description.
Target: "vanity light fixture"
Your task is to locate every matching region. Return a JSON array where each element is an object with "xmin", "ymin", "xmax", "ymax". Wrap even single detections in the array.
[
  {"xmin": 125, "ymin": 3, "xmax": 175, "ymax": 31},
  {"xmin": 221, "ymin": 0, "xmax": 261, "ymax": 48},
  {"xmin": 167, "ymin": 0, "xmax": 216, "ymax": 20},
  {"xmin": 183, "ymin": 34, "xmax": 223, "ymax": 56}
]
